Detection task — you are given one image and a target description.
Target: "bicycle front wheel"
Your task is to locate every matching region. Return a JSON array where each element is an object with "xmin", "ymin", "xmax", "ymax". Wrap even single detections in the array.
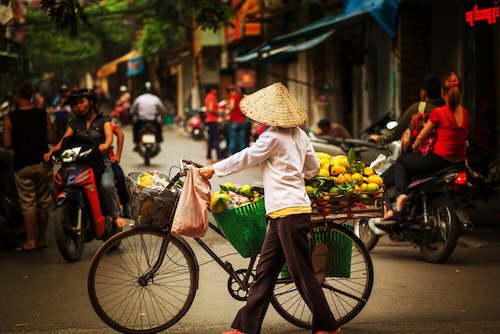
[
  {"xmin": 271, "ymin": 224, "xmax": 374, "ymax": 328},
  {"xmin": 88, "ymin": 228, "xmax": 198, "ymax": 334}
]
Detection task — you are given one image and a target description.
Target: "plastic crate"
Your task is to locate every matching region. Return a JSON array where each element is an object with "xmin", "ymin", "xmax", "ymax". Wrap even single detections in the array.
[
  {"xmin": 279, "ymin": 224, "xmax": 353, "ymax": 279},
  {"xmin": 212, "ymin": 197, "xmax": 267, "ymax": 258}
]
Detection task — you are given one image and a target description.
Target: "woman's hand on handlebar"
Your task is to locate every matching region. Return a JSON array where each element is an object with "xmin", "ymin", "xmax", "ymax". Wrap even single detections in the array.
[
  {"xmin": 43, "ymin": 151, "xmax": 52, "ymax": 162},
  {"xmin": 199, "ymin": 166, "xmax": 215, "ymax": 180}
]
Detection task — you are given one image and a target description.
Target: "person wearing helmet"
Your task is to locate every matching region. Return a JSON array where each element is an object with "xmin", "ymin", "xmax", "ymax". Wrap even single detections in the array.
[
  {"xmin": 130, "ymin": 83, "xmax": 166, "ymax": 151},
  {"xmin": 44, "ymin": 88, "xmax": 127, "ymax": 229},
  {"xmin": 113, "ymin": 85, "xmax": 131, "ymax": 124}
]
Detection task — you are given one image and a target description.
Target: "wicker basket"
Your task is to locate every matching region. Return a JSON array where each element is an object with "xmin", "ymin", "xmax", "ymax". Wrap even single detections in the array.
[
  {"xmin": 279, "ymin": 224, "xmax": 353, "ymax": 279},
  {"xmin": 212, "ymin": 197, "xmax": 267, "ymax": 258},
  {"xmin": 126, "ymin": 172, "xmax": 179, "ymax": 226}
]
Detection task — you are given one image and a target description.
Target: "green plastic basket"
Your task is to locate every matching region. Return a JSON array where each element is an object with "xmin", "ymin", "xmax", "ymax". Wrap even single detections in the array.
[
  {"xmin": 212, "ymin": 197, "xmax": 267, "ymax": 258},
  {"xmin": 279, "ymin": 224, "xmax": 353, "ymax": 279}
]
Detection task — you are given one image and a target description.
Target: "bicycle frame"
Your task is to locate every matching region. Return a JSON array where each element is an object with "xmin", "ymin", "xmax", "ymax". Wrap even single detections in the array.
[{"xmin": 136, "ymin": 159, "xmax": 258, "ymax": 295}]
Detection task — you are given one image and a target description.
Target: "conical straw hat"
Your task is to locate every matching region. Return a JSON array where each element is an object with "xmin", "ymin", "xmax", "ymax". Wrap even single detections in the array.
[{"xmin": 240, "ymin": 82, "xmax": 307, "ymax": 128}]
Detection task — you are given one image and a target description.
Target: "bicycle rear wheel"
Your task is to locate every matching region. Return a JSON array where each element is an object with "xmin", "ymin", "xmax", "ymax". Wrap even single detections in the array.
[
  {"xmin": 271, "ymin": 224, "xmax": 374, "ymax": 328},
  {"xmin": 88, "ymin": 228, "xmax": 198, "ymax": 334}
]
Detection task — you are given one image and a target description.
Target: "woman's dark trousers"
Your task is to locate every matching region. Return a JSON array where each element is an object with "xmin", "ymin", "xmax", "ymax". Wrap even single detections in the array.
[{"xmin": 231, "ymin": 214, "xmax": 339, "ymax": 334}]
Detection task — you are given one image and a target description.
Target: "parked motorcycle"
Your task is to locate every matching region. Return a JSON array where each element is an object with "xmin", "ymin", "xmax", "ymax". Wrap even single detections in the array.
[
  {"xmin": 52, "ymin": 136, "xmax": 121, "ymax": 262},
  {"xmin": 188, "ymin": 110, "xmax": 205, "ymax": 140},
  {"xmin": 135, "ymin": 115, "xmax": 162, "ymax": 166},
  {"xmin": 308, "ymin": 132, "xmax": 394, "ymax": 167},
  {"xmin": 356, "ymin": 143, "xmax": 476, "ymax": 263}
]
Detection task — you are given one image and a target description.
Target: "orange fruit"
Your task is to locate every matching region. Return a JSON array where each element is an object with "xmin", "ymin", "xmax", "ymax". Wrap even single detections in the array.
[
  {"xmin": 363, "ymin": 167, "xmax": 375, "ymax": 176},
  {"xmin": 330, "ymin": 165, "xmax": 346, "ymax": 176},
  {"xmin": 366, "ymin": 183, "xmax": 380, "ymax": 192},
  {"xmin": 319, "ymin": 169, "xmax": 330, "ymax": 177},
  {"xmin": 367, "ymin": 175, "xmax": 383, "ymax": 187},
  {"xmin": 351, "ymin": 172, "xmax": 364, "ymax": 184}
]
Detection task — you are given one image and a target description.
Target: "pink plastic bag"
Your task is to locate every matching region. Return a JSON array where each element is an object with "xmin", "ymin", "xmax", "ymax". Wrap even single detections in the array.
[{"xmin": 171, "ymin": 167, "xmax": 211, "ymax": 237}]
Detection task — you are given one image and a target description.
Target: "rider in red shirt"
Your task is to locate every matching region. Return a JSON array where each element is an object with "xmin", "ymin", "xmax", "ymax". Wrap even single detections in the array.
[{"xmin": 387, "ymin": 72, "xmax": 470, "ymax": 219}]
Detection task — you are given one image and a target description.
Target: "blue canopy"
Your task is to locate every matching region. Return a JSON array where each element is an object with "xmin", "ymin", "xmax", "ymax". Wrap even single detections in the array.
[{"xmin": 271, "ymin": 0, "xmax": 400, "ymax": 46}]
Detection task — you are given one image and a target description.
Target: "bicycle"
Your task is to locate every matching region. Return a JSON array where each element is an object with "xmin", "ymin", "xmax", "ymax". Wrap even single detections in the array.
[{"xmin": 87, "ymin": 159, "xmax": 376, "ymax": 333}]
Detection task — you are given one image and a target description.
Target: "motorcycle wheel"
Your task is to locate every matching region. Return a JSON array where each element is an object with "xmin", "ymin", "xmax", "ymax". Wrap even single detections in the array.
[
  {"xmin": 54, "ymin": 202, "xmax": 85, "ymax": 262},
  {"xmin": 355, "ymin": 219, "xmax": 380, "ymax": 252},
  {"xmin": 419, "ymin": 197, "xmax": 460, "ymax": 263},
  {"xmin": 144, "ymin": 147, "xmax": 151, "ymax": 166}
]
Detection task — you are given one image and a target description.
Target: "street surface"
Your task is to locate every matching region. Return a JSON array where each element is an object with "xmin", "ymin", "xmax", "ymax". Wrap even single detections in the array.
[{"xmin": 1, "ymin": 126, "xmax": 499, "ymax": 334}]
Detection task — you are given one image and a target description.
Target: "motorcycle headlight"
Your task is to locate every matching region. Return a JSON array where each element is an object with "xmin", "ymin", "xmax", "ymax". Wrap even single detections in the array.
[
  {"xmin": 61, "ymin": 147, "xmax": 81, "ymax": 163},
  {"xmin": 79, "ymin": 148, "xmax": 93, "ymax": 157}
]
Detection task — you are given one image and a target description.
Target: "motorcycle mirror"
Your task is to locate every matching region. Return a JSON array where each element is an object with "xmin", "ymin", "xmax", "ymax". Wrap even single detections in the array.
[{"xmin": 386, "ymin": 121, "xmax": 398, "ymax": 130}]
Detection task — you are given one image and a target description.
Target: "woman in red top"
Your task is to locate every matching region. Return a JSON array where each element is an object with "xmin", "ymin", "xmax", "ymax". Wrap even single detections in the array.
[
  {"xmin": 227, "ymin": 85, "xmax": 247, "ymax": 155},
  {"xmin": 205, "ymin": 84, "xmax": 222, "ymax": 163},
  {"xmin": 387, "ymin": 72, "xmax": 469, "ymax": 219}
]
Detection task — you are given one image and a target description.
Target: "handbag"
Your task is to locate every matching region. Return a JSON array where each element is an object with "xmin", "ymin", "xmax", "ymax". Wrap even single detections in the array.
[
  {"xmin": 171, "ymin": 167, "xmax": 211, "ymax": 237},
  {"xmin": 401, "ymin": 101, "xmax": 426, "ymax": 153}
]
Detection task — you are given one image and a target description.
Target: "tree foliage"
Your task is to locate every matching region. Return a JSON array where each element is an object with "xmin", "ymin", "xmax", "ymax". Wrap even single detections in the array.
[
  {"xmin": 40, "ymin": 0, "xmax": 233, "ymax": 36},
  {"xmin": 24, "ymin": 9, "xmax": 101, "ymax": 83}
]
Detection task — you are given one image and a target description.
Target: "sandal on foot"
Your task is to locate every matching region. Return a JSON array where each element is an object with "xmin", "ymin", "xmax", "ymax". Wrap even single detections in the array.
[
  {"xmin": 14, "ymin": 244, "xmax": 37, "ymax": 252},
  {"xmin": 115, "ymin": 217, "xmax": 127, "ymax": 228},
  {"xmin": 315, "ymin": 329, "xmax": 342, "ymax": 334}
]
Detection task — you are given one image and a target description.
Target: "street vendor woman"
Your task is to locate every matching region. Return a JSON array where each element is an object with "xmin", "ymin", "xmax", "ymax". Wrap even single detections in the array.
[{"xmin": 199, "ymin": 82, "xmax": 341, "ymax": 334}]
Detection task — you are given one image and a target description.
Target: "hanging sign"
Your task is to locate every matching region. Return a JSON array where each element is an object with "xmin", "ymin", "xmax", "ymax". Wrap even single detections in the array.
[
  {"xmin": 127, "ymin": 57, "xmax": 144, "ymax": 77},
  {"xmin": 465, "ymin": 4, "xmax": 499, "ymax": 26}
]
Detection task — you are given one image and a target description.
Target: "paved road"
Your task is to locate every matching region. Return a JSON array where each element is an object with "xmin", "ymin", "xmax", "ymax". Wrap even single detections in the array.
[{"xmin": 1, "ymin": 126, "xmax": 499, "ymax": 334}]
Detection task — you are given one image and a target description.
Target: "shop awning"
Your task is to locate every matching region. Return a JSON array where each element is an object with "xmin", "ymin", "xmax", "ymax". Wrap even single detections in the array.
[
  {"xmin": 271, "ymin": 0, "xmax": 400, "ymax": 46},
  {"xmin": 234, "ymin": 0, "xmax": 399, "ymax": 64},
  {"xmin": 234, "ymin": 30, "xmax": 334, "ymax": 64},
  {"xmin": 96, "ymin": 50, "xmax": 141, "ymax": 79}
]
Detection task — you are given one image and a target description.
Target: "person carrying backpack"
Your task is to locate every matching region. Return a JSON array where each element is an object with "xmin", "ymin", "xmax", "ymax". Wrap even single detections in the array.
[{"xmin": 386, "ymin": 72, "xmax": 470, "ymax": 220}]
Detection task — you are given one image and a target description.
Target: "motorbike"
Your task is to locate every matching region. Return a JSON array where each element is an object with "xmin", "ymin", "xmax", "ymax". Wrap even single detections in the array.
[
  {"xmin": 134, "ymin": 114, "xmax": 162, "ymax": 166},
  {"xmin": 188, "ymin": 110, "xmax": 205, "ymax": 140},
  {"xmin": 52, "ymin": 136, "xmax": 121, "ymax": 262},
  {"xmin": 355, "ymin": 141, "xmax": 476, "ymax": 263}
]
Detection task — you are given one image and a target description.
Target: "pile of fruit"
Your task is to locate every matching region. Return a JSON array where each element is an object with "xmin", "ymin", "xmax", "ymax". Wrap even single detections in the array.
[
  {"xmin": 136, "ymin": 171, "xmax": 169, "ymax": 192},
  {"xmin": 210, "ymin": 182, "xmax": 261, "ymax": 213},
  {"xmin": 306, "ymin": 149, "xmax": 384, "ymax": 213}
]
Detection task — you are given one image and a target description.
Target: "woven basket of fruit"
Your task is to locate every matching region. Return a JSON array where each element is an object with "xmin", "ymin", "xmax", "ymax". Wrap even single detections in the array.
[
  {"xmin": 307, "ymin": 149, "xmax": 385, "ymax": 222},
  {"xmin": 211, "ymin": 183, "xmax": 267, "ymax": 258},
  {"xmin": 127, "ymin": 171, "xmax": 179, "ymax": 226}
]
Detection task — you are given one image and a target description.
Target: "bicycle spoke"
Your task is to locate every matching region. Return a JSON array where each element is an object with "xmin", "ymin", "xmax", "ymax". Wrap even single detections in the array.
[{"xmin": 88, "ymin": 229, "xmax": 197, "ymax": 332}]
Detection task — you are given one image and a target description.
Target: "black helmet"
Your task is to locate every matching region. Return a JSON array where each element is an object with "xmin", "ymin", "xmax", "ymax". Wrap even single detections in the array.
[
  {"xmin": 65, "ymin": 88, "xmax": 98, "ymax": 109},
  {"xmin": 78, "ymin": 88, "xmax": 97, "ymax": 104}
]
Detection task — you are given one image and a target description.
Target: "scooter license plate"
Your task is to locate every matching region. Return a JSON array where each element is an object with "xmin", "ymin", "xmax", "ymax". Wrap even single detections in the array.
[{"xmin": 142, "ymin": 134, "xmax": 156, "ymax": 144}]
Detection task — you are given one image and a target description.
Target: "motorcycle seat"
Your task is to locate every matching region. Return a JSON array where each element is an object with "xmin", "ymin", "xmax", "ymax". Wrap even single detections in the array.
[{"xmin": 411, "ymin": 165, "xmax": 465, "ymax": 181}]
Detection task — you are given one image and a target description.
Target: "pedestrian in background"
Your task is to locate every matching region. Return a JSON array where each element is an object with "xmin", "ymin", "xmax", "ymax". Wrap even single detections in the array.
[
  {"xmin": 199, "ymin": 82, "xmax": 341, "ymax": 334},
  {"xmin": 205, "ymin": 84, "xmax": 222, "ymax": 163},
  {"xmin": 52, "ymin": 87, "xmax": 71, "ymax": 141},
  {"xmin": 2, "ymin": 82, "xmax": 55, "ymax": 252},
  {"xmin": 227, "ymin": 85, "xmax": 246, "ymax": 155},
  {"xmin": 316, "ymin": 118, "xmax": 351, "ymax": 140}
]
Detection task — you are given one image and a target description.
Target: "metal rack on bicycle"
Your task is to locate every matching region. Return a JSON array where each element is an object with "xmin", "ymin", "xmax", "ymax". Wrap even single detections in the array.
[{"xmin": 279, "ymin": 194, "xmax": 384, "ymax": 280}]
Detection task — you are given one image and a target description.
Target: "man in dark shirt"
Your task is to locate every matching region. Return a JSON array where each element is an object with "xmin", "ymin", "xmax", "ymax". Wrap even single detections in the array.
[
  {"xmin": 2, "ymin": 82, "xmax": 55, "ymax": 251},
  {"xmin": 370, "ymin": 74, "xmax": 444, "ymax": 145}
]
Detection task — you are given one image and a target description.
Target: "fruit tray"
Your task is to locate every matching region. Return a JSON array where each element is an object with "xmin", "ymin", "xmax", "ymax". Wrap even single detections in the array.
[{"xmin": 310, "ymin": 192, "xmax": 385, "ymax": 222}]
